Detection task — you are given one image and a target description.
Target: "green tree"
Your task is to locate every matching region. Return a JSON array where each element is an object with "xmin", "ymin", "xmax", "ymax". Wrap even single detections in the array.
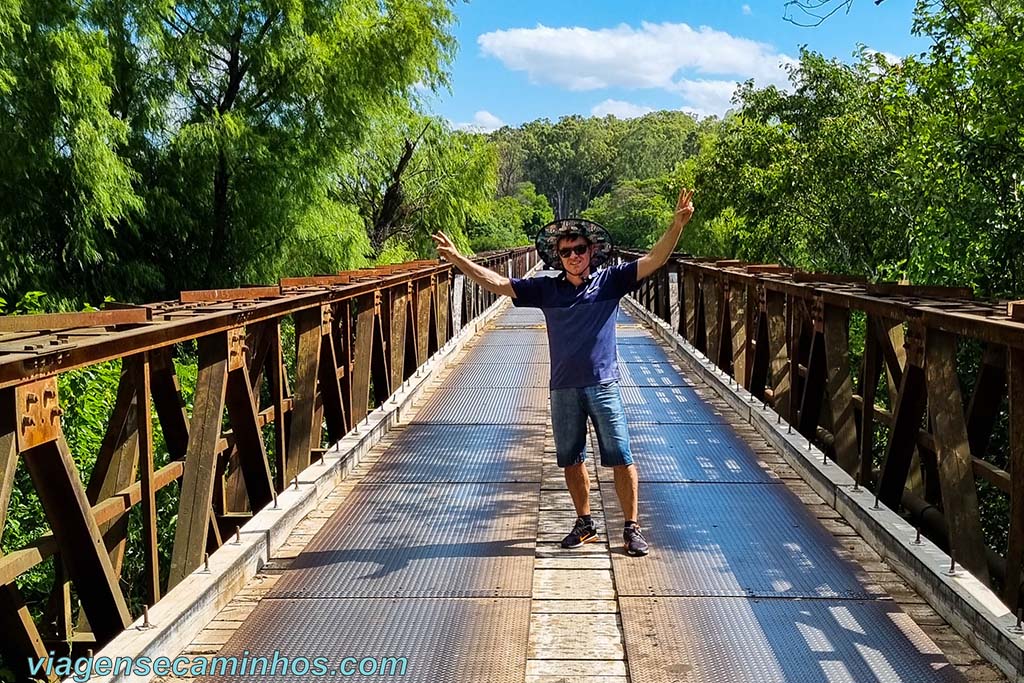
[
  {"xmin": 0, "ymin": 0, "xmax": 458, "ymax": 303},
  {"xmin": 468, "ymin": 181, "xmax": 553, "ymax": 252},
  {"xmin": 582, "ymin": 178, "xmax": 674, "ymax": 249},
  {"xmin": 612, "ymin": 110, "xmax": 701, "ymax": 181},
  {"xmin": 143, "ymin": 0, "xmax": 457, "ymax": 289},
  {"xmin": 520, "ymin": 115, "xmax": 617, "ymax": 218},
  {"xmin": 336, "ymin": 109, "xmax": 496, "ymax": 258},
  {"xmin": 896, "ymin": 0, "xmax": 1024, "ymax": 294},
  {"xmin": 0, "ymin": 0, "xmax": 142, "ymax": 300}
]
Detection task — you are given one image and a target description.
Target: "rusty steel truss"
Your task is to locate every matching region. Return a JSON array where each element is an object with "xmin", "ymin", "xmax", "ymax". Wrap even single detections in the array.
[
  {"xmin": 0, "ymin": 247, "xmax": 536, "ymax": 677},
  {"xmin": 623, "ymin": 250, "xmax": 1024, "ymax": 611}
]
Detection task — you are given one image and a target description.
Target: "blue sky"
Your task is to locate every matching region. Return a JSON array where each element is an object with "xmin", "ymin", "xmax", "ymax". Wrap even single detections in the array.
[{"xmin": 425, "ymin": 0, "xmax": 928, "ymax": 130}]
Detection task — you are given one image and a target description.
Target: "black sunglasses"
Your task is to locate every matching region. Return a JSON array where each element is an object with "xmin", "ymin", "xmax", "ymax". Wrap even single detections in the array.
[{"xmin": 558, "ymin": 244, "xmax": 590, "ymax": 258}]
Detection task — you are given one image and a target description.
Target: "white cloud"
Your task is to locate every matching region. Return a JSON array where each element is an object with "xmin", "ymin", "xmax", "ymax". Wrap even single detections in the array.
[
  {"xmin": 742, "ymin": 4, "xmax": 752, "ymax": 15},
  {"xmin": 861, "ymin": 48, "xmax": 902, "ymax": 75},
  {"xmin": 864, "ymin": 48, "xmax": 900, "ymax": 64},
  {"xmin": 453, "ymin": 110, "xmax": 506, "ymax": 133},
  {"xmin": 478, "ymin": 21, "xmax": 795, "ymax": 116},
  {"xmin": 590, "ymin": 99, "xmax": 655, "ymax": 119},
  {"xmin": 675, "ymin": 79, "xmax": 741, "ymax": 119}
]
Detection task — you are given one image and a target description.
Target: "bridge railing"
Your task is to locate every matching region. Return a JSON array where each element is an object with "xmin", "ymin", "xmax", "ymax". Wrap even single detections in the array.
[
  {"xmin": 0, "ymin": 246, "xmax": 536, "ymax": 676},
  {"xmin": 621, "ymin": 250, "xmax": 1024, "ymax": 611}
]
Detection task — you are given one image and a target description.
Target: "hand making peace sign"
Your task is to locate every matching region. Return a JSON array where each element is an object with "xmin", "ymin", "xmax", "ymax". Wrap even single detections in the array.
[
  {"xmin": 674, "ymin": 188, "xmax": 695, "ymax": 231},
  {"xmin": 431, "ymin": 231, "xmax": 461, "ymax": 263}
]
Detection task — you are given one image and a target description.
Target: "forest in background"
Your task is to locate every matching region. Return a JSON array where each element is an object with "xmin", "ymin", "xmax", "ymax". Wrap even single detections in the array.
[
  {"xmin": 496, "ymin": 0, "xmax": 1024, "ymax": 301},
  {"xmin": 5, "ymin": 0, "xmax": 1024, "ymax": 311},
  {"xmin": 3, "ymin": 1, "xmax": 1024, "ymax": 676}
]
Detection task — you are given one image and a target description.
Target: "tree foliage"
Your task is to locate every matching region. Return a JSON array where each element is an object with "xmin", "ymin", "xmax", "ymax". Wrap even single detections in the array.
[
  {"xmin": 0, "ymin": 0, "xmax": 459, "ymax": 303},
  {"xmin": 336, "ymin": 108, "xmax": 496, "ymax": 256}
]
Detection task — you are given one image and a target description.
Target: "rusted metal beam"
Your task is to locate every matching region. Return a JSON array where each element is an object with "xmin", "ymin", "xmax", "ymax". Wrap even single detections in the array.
[
  {"xmin": 317, "ymin": 315, "xmax": 348, "ymax": 443},
  {"xmin": 859, "ymin": 322, "xmax": 882, "ymax": 486},
  {"xmin": 180, "ymin": 286, "xmax": 281, "ymax": 302},
  {"xmin": 0, "ymin": 461, "xmax": 184, "ymax": 585},
  {"xmin": 1010, "ymin": 300, "xmax": 1024, "ymax": 322},
  {"xmin": 286, "ymin": 308, "xmax": 322, "ymax": 485},
  {"xmin": 1006, "ymin": 346, "xmax": 1024, "ymax": 607},
  {"xmin": 0, "ymin": 264, "xmax": 460, "ymax": 390},
  {"xmin": 727, "ymin": 284, "xmax": 747, "ymax": 385},
  {"xmin": 21, "ymin": 438, "xmax": 132, "ymax": 640},
  {"xmin": 867, "ymin": 283, "xmax": 974, "ymax": 299},
  {"xmin": 926, "ymin": 330, "xmax": 990, "ymax": 584},
  {"xmin": 135, "ymin": 352, "xmax": 160, "ymax": 605},
  {"xmin": 0, "ymin": 387, "xmax": 16, "ymax": 535},
  {"xmin": 0, "ymin": 584, "xmax": 50, "ymax": 681},
  {"xmin": 351, "ymin": 294, "xmax": 376, "ymax": 425},
  {"xmin": 168, "ymin": 332, "xmax": 229, "ymax": 588},
  {"xmin": 0, "ymin": 309, "xmax": 151, "ymax": 334},
  {"xmin": 823, "ymin": 306, "xmax": 859, "ymax": 473},
  {"xmin": 877, "ymin": 325, "xmax": 928, "ymax": 509},
  {"xmin": 225, "ymin": 357, "xmax": 275, "ymax": 512}
]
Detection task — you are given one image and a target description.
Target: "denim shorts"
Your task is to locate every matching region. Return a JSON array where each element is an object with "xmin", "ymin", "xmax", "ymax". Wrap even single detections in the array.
[{"xmin": 550, "ymin": 381, "xmax": 634, "ymax": 468}]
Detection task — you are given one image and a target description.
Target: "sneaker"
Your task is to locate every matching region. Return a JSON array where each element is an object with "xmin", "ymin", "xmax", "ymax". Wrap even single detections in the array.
[
  {"xmin": 561, "ymin": 516, "xmax": 598, "ymax": 548},
  {"xmin": 623, "ymin": 524, "xmax": 649, "ymax": 556}
]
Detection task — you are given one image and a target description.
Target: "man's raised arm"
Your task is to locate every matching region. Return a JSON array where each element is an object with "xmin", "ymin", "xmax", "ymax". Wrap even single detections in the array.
[
  {"xmin": 636, "ymin": 188, "xmax": 694, "ymax": 281},
  {"xmin": 431, "ymin": 231, "xmax": 516, "ymax": 298}
]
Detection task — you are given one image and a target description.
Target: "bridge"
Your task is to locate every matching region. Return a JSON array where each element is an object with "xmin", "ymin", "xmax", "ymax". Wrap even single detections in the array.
[{"xmin": 0, "ymin": 248, "xmax": 1021, "ymax": 682}]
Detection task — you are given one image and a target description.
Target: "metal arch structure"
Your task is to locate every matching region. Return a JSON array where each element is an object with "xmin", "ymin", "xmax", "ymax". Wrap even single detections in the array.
[
  {"xmin": 0, "ymin": 247, "xmax": 536, "ymax": 679},
  {"xmin": 621, "ymin": 250, "xmax": 1024, "ymax": 610}
]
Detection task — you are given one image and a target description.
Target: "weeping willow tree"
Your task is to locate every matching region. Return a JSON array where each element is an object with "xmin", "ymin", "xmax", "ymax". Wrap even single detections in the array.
[{"xmin": 0, "ymin": 0, "xmax": 459, "ymax": 303}]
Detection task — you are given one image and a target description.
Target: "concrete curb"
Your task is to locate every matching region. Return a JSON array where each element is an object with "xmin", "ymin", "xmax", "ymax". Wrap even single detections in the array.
[
  {"xmin": 622, "ymin": 295, "xmax": 1024, "ymax": 683},
  {"xmin": 84, "ymin": 293, "xmax": 516, "ymax": 683}
]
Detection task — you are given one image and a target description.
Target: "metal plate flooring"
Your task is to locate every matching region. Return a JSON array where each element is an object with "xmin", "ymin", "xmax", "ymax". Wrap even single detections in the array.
[
  {"xmin": 618, "ymin": 385, "xmax": 728, "ymax": 424},
  {"xmin": 440, "ymin": 362, "xmax": 549, "ymax": 388},
  {"xmin": 602, "ymin": 481, "xmax": 884, "ymax": 599},
  {"xmin": 207, "ymin": 597, "xmax": 531, "ymax": 683},
  {"xmin": 361, "ymin": 424, "xmax": 544, "ymax": 484},
  {"xmin": 613, "ymin": 422, "xmax": 776, "ymax": 483},
  {"xmin": 619, "ymin": 597, "xmax": 965, "ymax": 683},
  {"xmin": 211, "ymin": 297, "xmax": 964, "ymax": 683},
  {"xmin": 410, "ymin": 386, "xmax": 550, "ymax": 424},
  {"xmin": 618, "ymin": 361, "xmax": 695, "ymax": 387},
  {"xmin": 205, "ymin": 310, "xmax": 551, "ymax": 683}
]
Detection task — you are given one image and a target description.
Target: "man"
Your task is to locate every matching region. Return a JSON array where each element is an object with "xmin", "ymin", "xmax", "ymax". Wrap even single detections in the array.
[{"xmin": 432, "ymin": 188, "xmax": 694, "ymax": 556}]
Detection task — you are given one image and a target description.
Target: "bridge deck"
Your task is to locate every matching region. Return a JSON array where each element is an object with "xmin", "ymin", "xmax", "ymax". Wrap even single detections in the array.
[{"xmin": 166, "ymin": 295, "xmax": 1003, "ymax": 682}]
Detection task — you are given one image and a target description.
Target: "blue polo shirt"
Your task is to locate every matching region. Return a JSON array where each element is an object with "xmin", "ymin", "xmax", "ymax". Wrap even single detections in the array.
[{"xmin": 510, "ymin": 260, "xmax": 640, "ymax": 389}]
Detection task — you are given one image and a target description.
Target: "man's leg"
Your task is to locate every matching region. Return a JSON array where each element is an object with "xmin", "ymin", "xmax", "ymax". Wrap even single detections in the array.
[
  {"xmin": 611, "ymin": 463, "xmax": 638, "ymax": 523},
  {"xmin": 584, "ymin": 381, "xmax": 637, "ymax": 520},
  {"xmin": 564, "ymin": 461, "xmax": 590, "ymax": 517},
  {"xmin": 585, "ymin": 381, "xmax": 649, "ymax": 555},
  {"xmin": 550, "ymin": 387, "xmax": 597, "ymax": 548}
]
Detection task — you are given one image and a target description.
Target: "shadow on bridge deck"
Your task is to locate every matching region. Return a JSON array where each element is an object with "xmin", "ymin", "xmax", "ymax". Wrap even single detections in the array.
[{"xmin": 182, "ymin": 293, "xmax": 981, "ymax": 683}]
